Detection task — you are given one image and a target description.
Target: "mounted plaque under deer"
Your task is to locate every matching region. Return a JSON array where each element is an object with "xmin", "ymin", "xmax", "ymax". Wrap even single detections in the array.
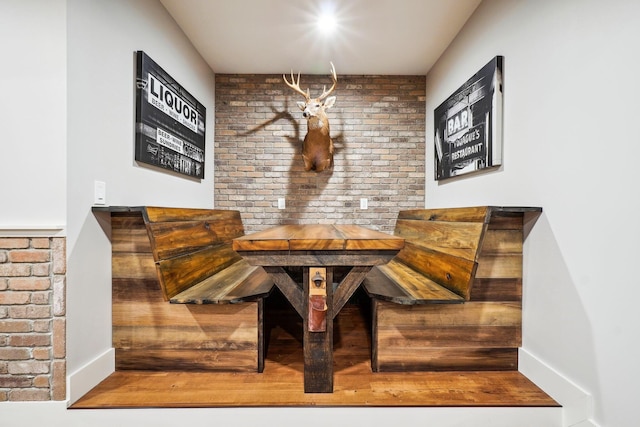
[{"xmin": 283, "ymin": 63, "xmax": 337, "ymax": 173}]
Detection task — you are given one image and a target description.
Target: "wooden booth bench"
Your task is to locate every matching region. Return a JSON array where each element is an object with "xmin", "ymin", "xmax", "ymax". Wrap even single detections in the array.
[
  {"xmin": 92, "ymin": 206, "xmax": 274, "ymax": 372},
  {"xmin": 93, "ymin": 204, "xmax": 541, "ymax": 377},
  {"xmin": 363, "ymin": 206, "xmax": 542, "ymax": 372}
]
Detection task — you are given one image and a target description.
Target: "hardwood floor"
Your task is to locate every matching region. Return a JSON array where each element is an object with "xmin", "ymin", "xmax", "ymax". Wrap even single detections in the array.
[{"xmin": 71, "ymin": 299, "xmax": 558, "ymax": 409}]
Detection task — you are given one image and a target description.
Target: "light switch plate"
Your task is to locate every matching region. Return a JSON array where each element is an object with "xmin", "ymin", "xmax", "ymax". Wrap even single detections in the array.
[{"xmin": 94, "ymin": 181, "xmax": 106, "ymax": 205}]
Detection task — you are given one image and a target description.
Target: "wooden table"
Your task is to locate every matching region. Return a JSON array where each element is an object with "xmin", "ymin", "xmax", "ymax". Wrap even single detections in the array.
[{"xmin": 232, "ymin": 224, "xmax": 404, "ymax": 393}]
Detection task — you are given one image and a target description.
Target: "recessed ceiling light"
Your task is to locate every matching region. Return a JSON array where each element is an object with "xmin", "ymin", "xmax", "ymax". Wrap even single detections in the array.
[{"xmin": 317, "ymin": 12, "xmax": 337, "ymax": 34}]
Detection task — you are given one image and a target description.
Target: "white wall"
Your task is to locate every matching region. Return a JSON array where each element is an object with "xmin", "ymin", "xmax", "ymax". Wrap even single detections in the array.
[
  {"xmin": 0, "ymin": 0, "xmax": 67, "ymax": 230},
  {"xmin": 65, "ymin": 0, "xmax": 215, "ymax": 392},
  {"xmin": 425, "ymin": 1, "xmax": 640, "ymax": 426}
]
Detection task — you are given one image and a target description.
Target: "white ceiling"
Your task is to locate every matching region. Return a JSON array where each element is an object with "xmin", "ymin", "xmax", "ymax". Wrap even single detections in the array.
[{"xmin": 159, "ymin": 0, "xmax": 482, "ymax": 75}]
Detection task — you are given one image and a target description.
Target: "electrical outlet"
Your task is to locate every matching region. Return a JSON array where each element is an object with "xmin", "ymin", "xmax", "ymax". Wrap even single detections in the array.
[
  {"xmin": 360, "ymin": 198, "xmax": 368, "ymax": 210},
  {"xmin": 278, "ymin": 198, "xmax": 286, "ymax": 209},
  {"xmin": 94, "ymin": 181, "xmax": 106, "ymax": 205}
]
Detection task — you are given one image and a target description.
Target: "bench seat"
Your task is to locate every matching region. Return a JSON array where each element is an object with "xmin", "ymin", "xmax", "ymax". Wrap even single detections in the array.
[
  {"xmin": 171, "ymin": 259, "xmax": 273, "ymax": 304},
  {"xmin": 367, "ymin": 206, "xmax": 542, "ymax": 372},
  {"xmin": 92, "ymin": 205, "xmax": 273, "ymax": 372},
  {"xmin": 140, "ymin": 206, "xmax": 274, "ymax": 304},
  {"xmin": 364, "ymin": 259, "xmax": 464, "ymax": 304},
  {"xmin": 363, "ymin": 206, "xmax": 541, "ymax": 305}
]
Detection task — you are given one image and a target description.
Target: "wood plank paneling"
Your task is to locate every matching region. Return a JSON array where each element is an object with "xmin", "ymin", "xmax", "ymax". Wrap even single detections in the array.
[
  {"xmin": 156, "ymin": 244, "xmax": 243, "ymax": 299},
  {"xmin": 376, "ymin": 301, "xmax": 523, "ymax": 326},
  {"xmin": 480, "ymin": 229, "xmax": 523, "ymax": 254},
  {"xmin": 147, "ymin": 217, "xmax": 244, "ymax": 260},
  {"xmin": 111, "ymin": 215, "xmax": 151, "ymax": 253},
  {"xmin": 112, "ymin": 253, "xmax": 157, "ymax": 279},
  {"xmin": 144, "ymin": 206, "xmax": 242, "ymax": 223},
  {"xmin": 471, "ymin": 278, "xmax": 522, "ymax": 301},
  {"xmin": 115, "ymin": 349, "xmax": 258, "ymax": 372},
  {"xmin": 232, "ymin": 224, "xmax": 404, "ymax": 252},
  {"xmin": 373, "ymin": 300, "xmax": 521, "ymax": 371},
  {"xmin": 395, "ymin": 241, "xmax": 477, "ymax": 299},
  {"xmin": 398, "ymin": 206, "xmax": 490, "ymax": 223},
  {"xmin": 394, "ymin": 219, "xmax": 484, "ymax": 260},
  {"xmin": 112, "ymin": 275, "xmax": 259, "ymax": 371},
  {"xmin": 373, "ymin": 348, "xmax": 518, "ymax": 371},
  {"xmin": 109, "ymin": 210, "xmax": 261, "ymax": 372}
]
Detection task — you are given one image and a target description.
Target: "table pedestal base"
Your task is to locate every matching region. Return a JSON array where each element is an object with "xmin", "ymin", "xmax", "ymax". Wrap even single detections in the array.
[
  {"xmin": 264, "ymin": 265, "xmax": 372, "ymax": 393},
  {"xmin": 303, "ymin": 268, "xmax": 333, "ymax": 393}
]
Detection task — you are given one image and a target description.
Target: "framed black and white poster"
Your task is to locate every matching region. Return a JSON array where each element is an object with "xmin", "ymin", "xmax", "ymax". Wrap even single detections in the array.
[
  {"xmin": 135, "ymin": 51, "xmax": 206, "ymax": 179},
  {"xmin": 434, "ymin": 56, "xmax": 503, "ymax": 180}
]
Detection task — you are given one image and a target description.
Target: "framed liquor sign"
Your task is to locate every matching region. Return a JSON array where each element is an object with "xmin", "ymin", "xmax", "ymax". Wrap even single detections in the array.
[
  {"xmin": 135, "ymin": 51, "xmax": 206, "ymax": 179},
  {"xmin": 434, "ymin": 56, "xmax": 503, "ymax": 180}
]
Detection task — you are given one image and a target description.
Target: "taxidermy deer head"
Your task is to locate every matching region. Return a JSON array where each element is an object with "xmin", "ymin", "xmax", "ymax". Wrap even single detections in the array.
[{"xmin": 283, "ymin": 62, "xmax": 337, "ymax": 172}]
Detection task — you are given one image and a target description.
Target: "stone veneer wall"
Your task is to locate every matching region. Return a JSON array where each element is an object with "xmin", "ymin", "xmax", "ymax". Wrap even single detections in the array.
[
  {"xmin": 215, "ymin": 74, "xmax": 426, "ymax": 234},
  {"xmin": 0, "ymin": 237, "xmax": 66, "ymax": 401}
]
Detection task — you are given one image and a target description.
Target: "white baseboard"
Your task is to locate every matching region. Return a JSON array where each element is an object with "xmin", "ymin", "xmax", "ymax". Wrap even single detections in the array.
[
  {"xmin": 519, "ymin": 348, "xmax": 598, "ymax": 427},
  {"xmin": 1, "ymin": 404, "xmax": 561, "ymax": 427},
  {"xmin": 67, "ymin": 347, "xmax": 115, "ymax": 405}
]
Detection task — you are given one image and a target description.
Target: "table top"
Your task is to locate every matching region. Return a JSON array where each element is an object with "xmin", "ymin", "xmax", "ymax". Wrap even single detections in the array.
[{"xmin": 232, "ymin": 224, "xmax": 404, "ymax": 252}]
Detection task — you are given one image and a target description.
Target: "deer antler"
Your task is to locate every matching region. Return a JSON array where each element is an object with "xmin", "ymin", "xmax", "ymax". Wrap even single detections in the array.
[
  {"xmin": 283, "ymin": 70, "xmax": 310, "ymax": 100},
  {"xmin": 318, "ymin": 62, "xmax": 337, "ymax": 101}
]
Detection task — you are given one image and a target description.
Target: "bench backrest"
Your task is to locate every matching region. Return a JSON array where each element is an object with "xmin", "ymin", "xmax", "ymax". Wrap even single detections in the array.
[
  {"xmin": 140, "ymin": 207, "xmax": 245, "ymax": 300},
  {"xmin": 394, "ymin": 206, "xmax": 532, "ymax": 300}
]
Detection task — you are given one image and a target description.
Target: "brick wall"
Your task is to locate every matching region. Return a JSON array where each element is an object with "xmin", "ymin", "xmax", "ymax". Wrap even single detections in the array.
[
  {"xmin": 0, "ymin": 237, "xmax": 66, "ymax": 401},
  {"xmin": 215, "ymin": 74, "xmax": 426, "ymax": 234}
]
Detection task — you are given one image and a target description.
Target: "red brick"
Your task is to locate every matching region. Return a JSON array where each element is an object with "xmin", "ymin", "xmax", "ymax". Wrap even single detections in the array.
[
  {"xmin": 9, "ymin": 305, "xmax": 52, "ymax": 319},
  {"xmin": 8, "ymin": 250, "xmax": 50, "ymax": 263},
  {"xmin": 0, "ymin": 238, "xmax": 29, "ymax": 249},
  {"xmin": 30, "ymin": 238, "xmax": 50, "ymax": 249},
  {"xmin": 0, "ymin": 348, "xmax": 31, "ymax": 360},
  {"xmin": 8, "ymin": 361, "xmax": 50, "ymax": 375},
  {"xmin": 31, "ymin": 263, "xmax": 51, "ymax": 276},
  {"xmin": 33, "ymin": 375, "xmax": 50, "ymax": 388},
  {"xmin": 53, "ymin": 276, "xmax": 65, "ymax": 316},
  {"xmin": 0, "ymin": 391, "xmax": 8, "ymax": 401},
  {"xmin": 33, "ymin": 347, "xmax": 51, "ymax": 360},
  {"xmin": 0, "ymin": 292, "xmax": 30, "ymax": 305},
  {"xmin": 32, "ymin": 320, "xmax": 51, "ymax": 333},
  {"xmin": 30, "ymin": 291, "xmax": 51, "ymax": 305},
  {"xmin": 9, "ymin": 388, "xmax": 50, "ymax": 401},
  {"xmin": 8, "ymin": 277, "xmax": 51, "ymax": 291},
  {"xmin": 51, "ymin": 360, "xmax": 66, "ymax": 400},
  {"xmin": 0, "ymin": 320, "xmax": 31, "ymax": 333},
  {"xmin": 52, "ymin": 318, "xmax": 65, "ymax": 359},
  {"xmin": 215, "ymin": 74, "xmax": 425, "ymax": 234},
  {"xmin": 0, "ymin": 375, "xmax": 32, "ymax": 388},
  {"xmin": 52, "ymin": 238, "xmax": 66, "ymax": 275},
  {"xmin": 0, "ymin": 264, "xmax": 30, "ymax": 277},
  {"xmin": 9, "ymin": 334, "xmax": 51, "ymax": 347}
]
